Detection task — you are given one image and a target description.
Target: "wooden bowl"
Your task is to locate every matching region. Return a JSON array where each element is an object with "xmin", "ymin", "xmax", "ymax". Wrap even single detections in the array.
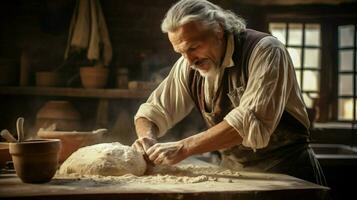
[
  {"xmin": 37, "ymin": 129, "xmax": 106, "ymax": 163},
  {"xmin": 0, "ymin": 142, "xmax": 11, "ymax": 169},
  {"xmin": 9, "ymin": 139, "xmax": 61, "ymax": 183}
]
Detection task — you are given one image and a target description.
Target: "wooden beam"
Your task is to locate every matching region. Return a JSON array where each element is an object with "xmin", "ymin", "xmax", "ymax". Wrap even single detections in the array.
[{"xmin": 0, "ymin": 87, "xmax": 152, "ymax": 99}]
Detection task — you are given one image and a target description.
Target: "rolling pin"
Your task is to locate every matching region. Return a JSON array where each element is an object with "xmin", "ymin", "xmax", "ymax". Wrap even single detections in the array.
[{"xmin": 0, "ymin": 129, "xmax": 17, "ymax": 143}]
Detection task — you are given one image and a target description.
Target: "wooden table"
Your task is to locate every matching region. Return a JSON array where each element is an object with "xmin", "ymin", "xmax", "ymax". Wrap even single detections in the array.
[{"xmin": 0, "ymin": 158, "xmax": 329, "ymax": 200}]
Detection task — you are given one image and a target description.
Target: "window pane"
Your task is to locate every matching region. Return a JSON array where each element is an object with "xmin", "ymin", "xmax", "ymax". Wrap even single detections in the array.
[
  {"xmin": 338, "ymin": 25, "xmax": 355, "ymax": 48},
  {"xmin": 339, "ymin": 74, "xmax": 353, "ymax": 96},
  {"xmin": 303, "ymin": 70, "xmax": 319, "ymax": 91},
  {"xmin": 288, "ymin": 47, "xmax": 301, "ymax": 68},
  {"xmin": 295, "ymin": 70, "xmax": 301, "ymax": 88},
  {"xmin": 269, "ymin": 23, "xmax": 286, "ymax": 44},
  {"xmin": 309, "ymin": 92, "xmax": 319, "ymax": 99},
  {"xmin": 288, "ymin": 23, "xmax": 303, "ymax": 46},
  {"xmin": 305, "ymin": 24, "xmax": 320, "ymax": 46},
  {"xmin": 303, "ymin": 93, "xmax": 314, "ymax": 108},
  {"xmin": 304, "ymin": 48, "xmax": 320, "ymax": 68},
  {"xmin": 339, "ymin": 50, "xmax": 354, "ymax": 71},
  {"xmin": 303, "ymin": 92, "xmax": 319, "ymax": 109},
  {"xmin": 338, "ymin": 98, "xmax": 355, "ymax": 120}
]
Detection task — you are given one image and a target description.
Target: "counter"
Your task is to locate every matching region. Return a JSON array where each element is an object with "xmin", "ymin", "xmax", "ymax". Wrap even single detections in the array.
[{"xmin": 0, "ymin": 158, "xmax": 329, "ymax": 200}]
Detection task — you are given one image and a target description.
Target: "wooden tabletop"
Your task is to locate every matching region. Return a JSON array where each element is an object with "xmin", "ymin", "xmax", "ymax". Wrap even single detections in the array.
[{"xmin": 0, "ymin": 158, "xmax": 329, "ymax": 200}]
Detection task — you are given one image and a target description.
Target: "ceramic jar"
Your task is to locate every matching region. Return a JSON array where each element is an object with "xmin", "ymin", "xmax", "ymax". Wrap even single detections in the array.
[
  {"xmin": 79, "ymin": 66, "xmax": 109, "ymax": 89},
  {"xmin": 9, "ymin": 139, "xmax": 61, "ymax": 183},
  {"xmin": 36, "ymin": 100, "xmax": 81, "ymax": 131},
  {"xmin": 0, "ymin": 142, "xmax": 11, "ymax": 169}
]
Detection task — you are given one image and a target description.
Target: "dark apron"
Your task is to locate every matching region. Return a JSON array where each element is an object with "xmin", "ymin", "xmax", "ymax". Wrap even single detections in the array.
[{"xmin": 188, "ymin": 29, "xmax": 326, "ymax": 185}]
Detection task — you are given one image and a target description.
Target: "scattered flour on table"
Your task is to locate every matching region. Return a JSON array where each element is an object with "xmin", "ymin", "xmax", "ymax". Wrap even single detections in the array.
[
  {"xmin": 56, "ymin": 142, "xmax": 241, "ymax": 184},
  {"xmin": 56, "ymin": 163, "xmax": 241, "ymax": 185},
  {"xmin": 58, "ymin": 142, "xmax": 147, "ymax": 176}
]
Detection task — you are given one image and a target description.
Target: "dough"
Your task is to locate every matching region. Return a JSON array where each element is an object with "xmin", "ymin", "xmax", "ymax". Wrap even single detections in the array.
[{"xmin": 58, "ymin": 142, "xmax": 147, "ymax": 176}]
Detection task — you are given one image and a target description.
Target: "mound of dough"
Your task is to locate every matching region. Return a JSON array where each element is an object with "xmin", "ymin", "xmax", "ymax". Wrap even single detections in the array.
[{"xmin": 58, "ymin": 142, "xmax": 147, "ymax": 176}]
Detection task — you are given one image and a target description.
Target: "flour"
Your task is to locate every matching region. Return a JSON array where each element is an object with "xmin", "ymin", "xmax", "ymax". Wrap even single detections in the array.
[
  {"xmin": 56, "ymin": 163, "xmax": 241, "ymax": 185},
  {"xmin": 57, "ymin": 142, "xmax": 242, "ymax": 184},
  {"xmin": 58, "ymin": 142, "xmax": 147, "ymax": 176}
]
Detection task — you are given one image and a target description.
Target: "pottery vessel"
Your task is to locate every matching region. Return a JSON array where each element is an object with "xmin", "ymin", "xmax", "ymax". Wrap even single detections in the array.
[
  {"xmin": 36, "ymin": 100, "xmax": 81, "ymax": 131},
  {"xmin": 80, "ymin": 67, "xmax": 109, "ymax": 89},
  {"xmin": 38, "ymin": 129, "xmax": 105, "ymax": 163},
  {"xmin": 9, "ymin": 139, "xmax": 61, "ymax": 183},
  {"xmin": 0, "ymin": 142, "xmax": 11, "ymax": 169}
]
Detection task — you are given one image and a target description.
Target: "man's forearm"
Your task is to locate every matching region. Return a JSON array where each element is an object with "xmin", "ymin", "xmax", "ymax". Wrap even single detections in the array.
[
  {"xmin": 135, "ymin": 117, "xmax": 159, "ymax": 139},
  {"xmin": 183, "ymin": 120, "xmax": 242, "ymax": 156}
]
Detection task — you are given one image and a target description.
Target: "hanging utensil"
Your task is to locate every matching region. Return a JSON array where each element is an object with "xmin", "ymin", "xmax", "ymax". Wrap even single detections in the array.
[{"xmin": 16, "ymin": 117, "xmax": 25, "ymax": 142}]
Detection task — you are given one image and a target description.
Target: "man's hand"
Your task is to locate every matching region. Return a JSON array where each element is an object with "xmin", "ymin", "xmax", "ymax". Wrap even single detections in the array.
[
  {"xmin": 132, "ymin": 137, "xmax": 157, "ymax": 174},
  {"xmin": 146, "ymin": 141, "xmax": 189, "ymax": 165},
  {"xmin": 132, "ymin": 137, "xmax": 157, "ymax": 155}
]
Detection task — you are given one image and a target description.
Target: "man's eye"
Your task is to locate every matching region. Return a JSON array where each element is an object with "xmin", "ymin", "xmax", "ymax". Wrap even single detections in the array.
[{"xmin": 188, "ymin": 46, "xmax": 198, "ymax": 52}]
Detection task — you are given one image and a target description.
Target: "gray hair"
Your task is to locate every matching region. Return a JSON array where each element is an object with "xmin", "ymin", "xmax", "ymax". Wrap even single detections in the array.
[{"xmin": 161, "ymin": 0, "xmax": 246, "ymax": 34}]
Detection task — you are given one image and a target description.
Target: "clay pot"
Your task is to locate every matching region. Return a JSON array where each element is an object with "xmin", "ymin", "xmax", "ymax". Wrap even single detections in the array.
[
  {"xmin": 38, "ymin": 129, "xmax": 106, "ymax": 163},
  {"xmin": 0, "ymin": 142, "xmax": 11, "ymax": 169},
  {"xmin": 9, "ymin": 139, "xmax": 61, "ymax": 183},
  {"xmin": 35, "ymin": 72, "xmax": 61, "ymax": 87},
  {"xmin": 80, "ymin": 67, "xmax": 109, "ymax": 89},
  {"xmin": 36, "ymin": 101, "xmax": 81, "ymax": 131}
]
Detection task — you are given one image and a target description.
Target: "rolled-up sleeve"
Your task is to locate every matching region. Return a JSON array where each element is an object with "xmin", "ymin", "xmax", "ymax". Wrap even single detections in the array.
[
  {"xmin": 224, "ymin": 37, "xmax": 293, "ymax": 150},
  {"xmin": 135, "ymin": 57, "xmax": 195, "ymax": 137}
]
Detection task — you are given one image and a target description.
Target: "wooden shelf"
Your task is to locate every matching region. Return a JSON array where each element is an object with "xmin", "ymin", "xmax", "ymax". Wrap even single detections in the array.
[{"xmin": 0, "ymin": 86, "xmax": 152, "ymax": 99}]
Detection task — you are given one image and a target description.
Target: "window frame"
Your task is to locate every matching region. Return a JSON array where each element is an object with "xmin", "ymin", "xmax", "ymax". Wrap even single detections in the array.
[
  {"xmin": 336, "ymin": 24, "xmax": 357, "ymax": 122},
  {"xmin": 266, "ymin": 14, "xmax": 357, "ymax": 124},
  {"xmin": 269, "ymin": 22, "xmax": 322, "ymax": 107}
]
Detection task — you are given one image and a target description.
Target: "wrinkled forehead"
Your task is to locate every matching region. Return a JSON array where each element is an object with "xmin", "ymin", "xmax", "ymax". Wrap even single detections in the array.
[{"xmin": 168, "ymin": 22, "xmax": 210, "ymax": 52}]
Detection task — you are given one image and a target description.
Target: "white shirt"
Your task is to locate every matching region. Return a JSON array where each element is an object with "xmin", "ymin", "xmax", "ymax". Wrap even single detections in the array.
[{"xmin": 135, "ymin": 34, "xmax": 310, "ymax": 150}]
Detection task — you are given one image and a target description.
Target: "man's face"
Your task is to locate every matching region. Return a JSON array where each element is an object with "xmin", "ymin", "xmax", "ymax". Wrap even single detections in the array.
[{"xmin": 168, "ymin": 22, "xmax": 225, "ymax": 77}]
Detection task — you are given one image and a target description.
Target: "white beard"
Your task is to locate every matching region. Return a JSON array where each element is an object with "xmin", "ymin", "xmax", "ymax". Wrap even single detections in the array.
[{"xmin": 191, "ymin": 63, "xmax": 219, "ymax": 78}]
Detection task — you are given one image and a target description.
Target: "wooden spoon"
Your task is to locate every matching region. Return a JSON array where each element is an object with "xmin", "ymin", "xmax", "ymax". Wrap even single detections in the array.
[
  {"xmin": 0, "ymin": 129, "xmax": 17, "ymax": 143},
  {"xmin": 16, "ymin": 117, "xmax": 25, "ymax": 142}
]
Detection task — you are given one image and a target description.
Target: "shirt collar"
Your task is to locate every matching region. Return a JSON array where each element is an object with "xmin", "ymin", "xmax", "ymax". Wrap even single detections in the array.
[{"xmin": 221, "ymin": 34, "xmax": 235, "ymax": 69}]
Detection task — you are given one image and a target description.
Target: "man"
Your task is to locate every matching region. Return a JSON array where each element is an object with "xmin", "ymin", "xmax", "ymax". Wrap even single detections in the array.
[{"xmin": 132, "ymin": 0, "xmax": 325, "ymax": 185}]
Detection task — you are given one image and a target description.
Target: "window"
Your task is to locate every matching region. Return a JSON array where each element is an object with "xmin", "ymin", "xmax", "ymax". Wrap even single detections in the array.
[
  {"xmin": 337, "ymin": 25, "xmax": 357, "ymax": 121},
  {"xmin": 269, "ymin": 23, "xmax": 321, "ymax": 108},
  {"xmin": 269, "ymin": 19, "xmax": 357, "ymax": 124}
]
